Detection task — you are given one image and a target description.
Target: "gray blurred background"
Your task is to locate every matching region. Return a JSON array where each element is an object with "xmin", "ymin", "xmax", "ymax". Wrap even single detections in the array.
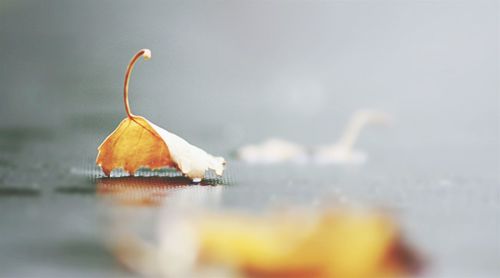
[
  {"xmin": 1, "ymin": 0, "xmax": 498, "ymax": 148},
  {"xmin": 0, "ymin": 0, "xmax": 499, "ymax": 277}
]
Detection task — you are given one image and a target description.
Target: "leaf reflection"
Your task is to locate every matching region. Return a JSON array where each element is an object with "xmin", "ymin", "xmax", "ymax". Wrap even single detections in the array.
[{"xmin": 96, "ymin": 176, "xmax": 223, "ymax": 207}]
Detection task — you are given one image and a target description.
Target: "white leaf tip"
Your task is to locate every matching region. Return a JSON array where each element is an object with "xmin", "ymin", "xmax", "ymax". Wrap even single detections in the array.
[{"xmin": 142, "ymin": 49, "xmax": 152, "ymax": 60}]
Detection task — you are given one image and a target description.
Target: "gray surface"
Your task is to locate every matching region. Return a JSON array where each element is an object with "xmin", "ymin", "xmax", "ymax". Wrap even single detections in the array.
[{"xmin": 0, "ymin": 0, "xmax": 499, "ymax": 277}]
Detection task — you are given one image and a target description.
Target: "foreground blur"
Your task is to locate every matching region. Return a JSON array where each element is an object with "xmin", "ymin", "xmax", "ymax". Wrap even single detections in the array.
[{"xmin": 98, "ymin": 178, "xmax": 422, "ymax": 278}]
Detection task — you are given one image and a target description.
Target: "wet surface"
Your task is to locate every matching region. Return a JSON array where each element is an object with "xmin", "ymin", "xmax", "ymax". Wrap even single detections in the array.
[{"xmin": 0, "ymin": 122, "xmax": 498, "ymax": 277}]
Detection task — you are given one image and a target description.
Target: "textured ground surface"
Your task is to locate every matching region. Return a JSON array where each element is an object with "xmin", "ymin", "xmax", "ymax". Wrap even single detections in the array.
[{"xmin": 0, "ymin": 124, "xmax": 498, "ymax": 277}]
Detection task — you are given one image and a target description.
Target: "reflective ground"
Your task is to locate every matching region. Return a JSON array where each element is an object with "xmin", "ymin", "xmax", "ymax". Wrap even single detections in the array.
[{"xmin": 0, "ymin": 122, "xmax": 498, "ymax": 277}]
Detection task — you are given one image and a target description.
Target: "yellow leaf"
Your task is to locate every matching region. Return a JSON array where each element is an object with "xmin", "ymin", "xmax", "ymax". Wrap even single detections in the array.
[{"xmin": 96, "ymin": 49, "xmax": 225, "ymax": 179}]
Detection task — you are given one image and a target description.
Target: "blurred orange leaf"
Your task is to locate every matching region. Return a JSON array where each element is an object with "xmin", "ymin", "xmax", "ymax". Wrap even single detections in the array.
[{"xmin": 196, "ymin": 210, "xmax": 422, "ymax": 278}]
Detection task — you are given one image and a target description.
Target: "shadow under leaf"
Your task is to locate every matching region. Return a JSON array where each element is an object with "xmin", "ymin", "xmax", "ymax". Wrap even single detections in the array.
[{"xmin": 95, "ymin": 176, "xmax": 226, "ymax": 207}]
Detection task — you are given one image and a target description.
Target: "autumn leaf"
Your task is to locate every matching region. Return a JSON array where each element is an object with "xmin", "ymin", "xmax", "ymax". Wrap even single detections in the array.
[
  {"xmin": 195, "ymin": 210, "xmax": 422, "ymax": 278},
  {"xmin": 113, "ymin": 209, "xmax": 422, "ymax": 277},
  {"xmin": 96, "ymin": 49, "xmax": 225, "ymax": 180}
]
